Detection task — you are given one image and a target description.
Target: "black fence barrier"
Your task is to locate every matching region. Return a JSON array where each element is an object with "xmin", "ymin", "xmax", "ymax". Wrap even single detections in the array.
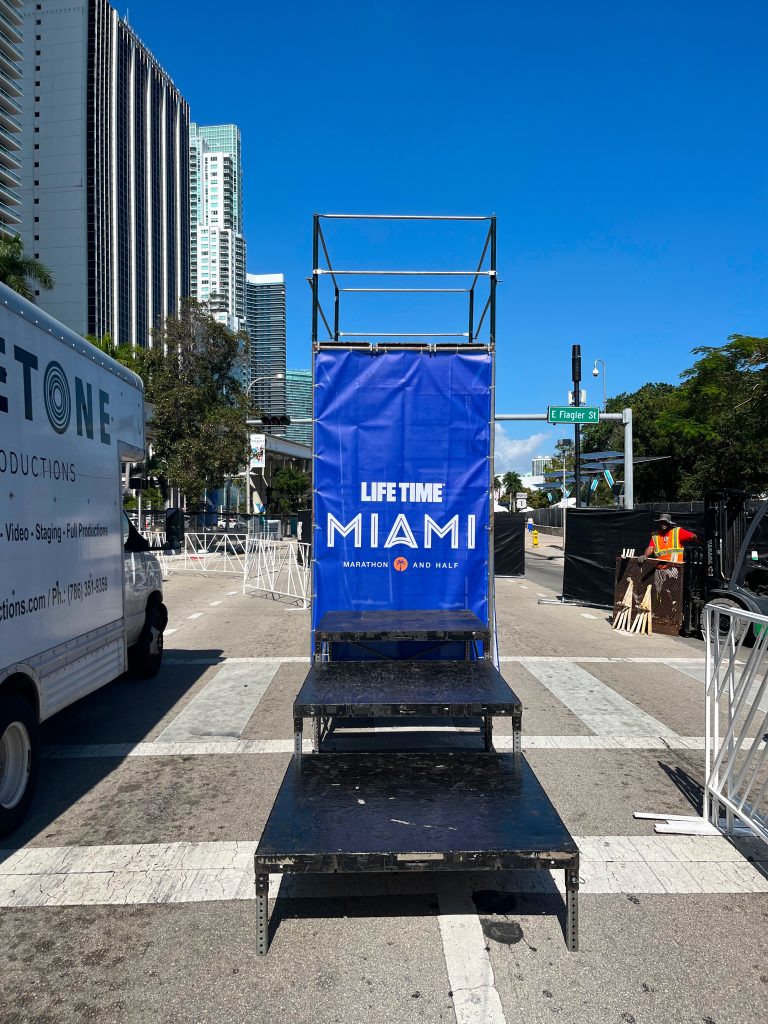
[
  {"xmin": 563, "ymin": 508, "xmax": 706, "ymax": 607},
  {"xmin": 494, "ymin": 512, "xmax": 525, "ymax": 577}
]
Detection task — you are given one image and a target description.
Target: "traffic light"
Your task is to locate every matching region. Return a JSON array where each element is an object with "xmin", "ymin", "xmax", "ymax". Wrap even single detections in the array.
[{"xmin": 258, "ymin": 415, "xmax": 291, "ymax": 426}]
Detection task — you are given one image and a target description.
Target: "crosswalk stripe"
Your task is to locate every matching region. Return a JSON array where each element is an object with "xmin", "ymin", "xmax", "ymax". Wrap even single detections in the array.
[
  {"xmin": 0, "ymin": 835, "xmax": 764, "ymax": 908},
  {"xmin": 41, "ymin": 735, "xmax": 711, "ymax": 759},
  {"xmin": 155, "ymin": 662, "xmax": 278, "ymax": 743},
  {"xmin": 519, "ymin": 659, "xmax": 678, "ymax": 736}
]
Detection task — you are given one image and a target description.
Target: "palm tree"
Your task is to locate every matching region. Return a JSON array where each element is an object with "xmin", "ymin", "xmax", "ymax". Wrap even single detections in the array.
[
  {"xmin": 0, "ymin": 236, "xmax": 54, "ymax": 301},
  {"xmin": 502, "ymin": 470, "xmax": 523, "ymax": 510}
]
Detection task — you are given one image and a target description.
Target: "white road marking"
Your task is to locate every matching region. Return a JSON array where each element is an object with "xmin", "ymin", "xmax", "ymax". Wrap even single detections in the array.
[
  {"xmin": 519, "ymin": 585, "xmax": 529, "ymax": 590},
  {"xmin": 155, "ymin": 662, "xmax": 278, "ymax": 742},
  {"xmin": 519, "ymin": 659, "xmax": 678, "ymax": 736},
  {"xmin": 187, "ymin": 613, "xmax": 203, "ymax": 620},
  {"xmin": 43, "ymin": 739, "xmax": 300, "ymax": 758},
  {"xmin": 536, "ymin": 593, "xmax": 547, "ymax": 598},
  {"xmin": 41, "ymin": 736, "xmax": 713, "ymax": 759},
  {"xmin": 164, "ymin": 656, "xmax": 310, "ymax": 665},
  {"xmin": 580, "ymin": 613, "xmax": 598, "ymax": 619},
  {"xmin": 500, "ymin": 656, "xmax": 706, "ymax": 664},
  {"xmin": 226, "ymin": 591, "xmax": 239, "ymax": 596},
  {"xmin": 438, "ymin": 882, "xmax": 507, "ymax": 1024},
  {"xmin": 164, "ymin": 628, "xmax": 178, "ymax": 636},
  {"xmin": 209, "ymin": 600, "xmax": 223, "ymax": 606},
  {"xmin": 0, "ymin": 835, "xmax": 764, "ymax": 909}
]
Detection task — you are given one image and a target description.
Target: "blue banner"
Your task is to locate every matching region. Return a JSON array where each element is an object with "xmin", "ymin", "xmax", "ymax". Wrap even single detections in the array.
[{"xmin": 312, "ymin": 349, "xmax": 492, "ymax": 632}]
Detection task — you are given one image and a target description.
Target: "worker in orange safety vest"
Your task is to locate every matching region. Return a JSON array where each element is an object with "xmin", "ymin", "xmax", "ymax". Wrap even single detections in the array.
[{"xmin": 643, "ymin": 514, "xmax": 698, "ymax": 563}]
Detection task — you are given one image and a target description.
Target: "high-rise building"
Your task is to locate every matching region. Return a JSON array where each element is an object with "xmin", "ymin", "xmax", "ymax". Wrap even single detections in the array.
[
  {"xmin": 0, "ymin": 0, "xmax": 23, "ymax": 239},
  {"xmin": 19, "ymin": 0, "xmax": 190, "ymax": 344},
  {"xmin": 285, "ymin": 369, "xmax": 311, "ymax": 447},
  {"xmin": 189, "ymin": 123, "xmax": 245, "ymax": 334},
  {"xmin": 246, "ymin": 272, "xmax": 286, "ymax": 417},
  {"xmin": 531, "ymin": 455, "xmax": 550, "ymax": 476}
]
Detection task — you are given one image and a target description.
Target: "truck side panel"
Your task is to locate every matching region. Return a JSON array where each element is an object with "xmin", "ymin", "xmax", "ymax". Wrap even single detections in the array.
[{"xmin": 0, "ymin": 287, "xmax": 144, "ymax": 687}]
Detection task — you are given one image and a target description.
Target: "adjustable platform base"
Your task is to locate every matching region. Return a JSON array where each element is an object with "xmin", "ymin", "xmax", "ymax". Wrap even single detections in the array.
[{"xmin": 255, "ymin": 751, "xmax": 579, "ymax": 954}]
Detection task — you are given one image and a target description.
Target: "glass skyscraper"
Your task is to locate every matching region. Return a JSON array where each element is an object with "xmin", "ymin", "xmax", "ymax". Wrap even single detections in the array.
[
  {"xmin": 285, "ymin": 369, "xmax": 312, "ymax": 447},
  {"xmin": 19, "ymin": 0, "xmax": 190, "ymax": 345},
  {"xmin": 246, "ymin": 272, "xmax": 286, "ymax": 418},
  {"xmin": 0, "ymin": 0, "xmax": 23, "ymax": 239},
  {"xmin": 189, "ymin": 122, "xmax": 246, "ymax": 336}
]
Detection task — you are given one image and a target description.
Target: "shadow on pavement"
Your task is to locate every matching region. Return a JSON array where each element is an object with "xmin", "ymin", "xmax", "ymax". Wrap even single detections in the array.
[{"xmin": 0, "ymin": 649, "xmax": 224, "ymax": 856}]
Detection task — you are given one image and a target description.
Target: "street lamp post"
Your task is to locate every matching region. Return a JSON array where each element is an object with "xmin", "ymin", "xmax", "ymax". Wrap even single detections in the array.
[
  {"xmin": 592, "ymin": 359, "xmax": 606, "ymax": 411},
  {"xmin": 246, "ymin": 373, "xmax": 284, "ymax": 515}
]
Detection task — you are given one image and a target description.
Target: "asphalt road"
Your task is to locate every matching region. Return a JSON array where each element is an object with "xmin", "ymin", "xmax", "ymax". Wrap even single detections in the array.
[
  {"xmin": 522, "ymin": 538, "xmax": 565, "ymax": 594},
  {"xmin": 0, "ymin": 565, "xmax": 765, "ymax": 1024}
]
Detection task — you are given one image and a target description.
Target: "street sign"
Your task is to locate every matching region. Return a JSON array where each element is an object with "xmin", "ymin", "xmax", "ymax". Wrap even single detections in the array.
[{"xmin": 547, "ymin": 406, "xmax": 600, "ymax": 424}]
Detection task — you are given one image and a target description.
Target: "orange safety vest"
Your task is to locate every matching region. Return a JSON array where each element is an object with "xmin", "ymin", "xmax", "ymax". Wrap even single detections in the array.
[{"xmin": 652, "ymin": 527, "xmax": 684, "ymax": 563}]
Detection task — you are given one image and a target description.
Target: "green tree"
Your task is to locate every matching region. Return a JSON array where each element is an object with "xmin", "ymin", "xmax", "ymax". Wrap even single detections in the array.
[
  {"xmin": 658, "ymin": 335, "xmax": 768, "ymax": 498},
  {"xmin": 501, "ymin": 470, "xmax": 523, "ymax": 510},
  {"xmin": 0, "ymin": 236, "xmax": 54, "ymax": 301},
  {"xmin": 582, "ymin": 383, "xmax": 681, "ymax": 502},
  {"xmin": 525, "ymin": 487, "xmax": 551, "ymax": 509},
  {"xmin": 86, "ymin": 332, "xmax": 147, "ymax": 378},
  {"xmin": 144, "ymin": 300, "xmax": 249, "ymax": 503},
  {"xmin": 270, "ymin": 467, "xmax": 310, "ymax": 514}
]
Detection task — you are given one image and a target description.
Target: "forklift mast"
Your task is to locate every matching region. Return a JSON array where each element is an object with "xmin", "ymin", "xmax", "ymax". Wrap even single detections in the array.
[{"xmin": 704, "ymin": 490, "xmax": 751, "ymax": 589}]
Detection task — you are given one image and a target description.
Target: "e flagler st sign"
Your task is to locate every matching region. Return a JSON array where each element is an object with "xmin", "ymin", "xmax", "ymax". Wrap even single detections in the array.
[{"xmin": 547, "ymin": 405, "xmax": 600, "ymax": 424}]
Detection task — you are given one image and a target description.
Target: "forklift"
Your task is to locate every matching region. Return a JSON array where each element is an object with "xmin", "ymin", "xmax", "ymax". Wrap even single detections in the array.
[{"xmin": 683, "ymin": 491, "xmax": 768, "ymax": 635}]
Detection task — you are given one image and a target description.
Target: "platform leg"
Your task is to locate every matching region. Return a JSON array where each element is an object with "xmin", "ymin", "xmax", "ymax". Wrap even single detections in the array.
[
  {"xmin": 256, "ymin": 872, "xmax": 269, "ymax": 955},
  {"xmin": 312, "ymin": 716, "xmax": 321, "ymax": 752},
  {"xmin": 294, "ymin": 717, "xmax": 303, "ymax": 759},
  {"xmin": 565, "ymin": 867, "xmax": 579, "ymax": 952},
  {"xmin": 484, "ymin": 714, "xmax": 493, "ymax": 751},
  {"xmin": 513, "ymin": 713, "xmax": 522, "ymax": 755}
]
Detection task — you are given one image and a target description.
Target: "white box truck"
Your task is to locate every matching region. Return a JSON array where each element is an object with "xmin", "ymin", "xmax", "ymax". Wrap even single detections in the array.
[{"xmin": 0, "ymin": 283, "xmax": 167, "ymax": 836}]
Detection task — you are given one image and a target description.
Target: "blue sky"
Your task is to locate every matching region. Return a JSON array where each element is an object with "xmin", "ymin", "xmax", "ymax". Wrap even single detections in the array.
[{"xmin": 124, "ymin": 1, "xmax": 768, "ymax": 472}]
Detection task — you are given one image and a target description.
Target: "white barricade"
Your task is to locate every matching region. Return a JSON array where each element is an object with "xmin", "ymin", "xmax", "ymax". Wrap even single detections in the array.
[
  {"xmin": 163, "ymin": 532, "xmax": 248, "ymax": 576},
  {"xmin": 243, "ymin": 537, "xmax": 310, "ymax": 608},
  {"xmin": 704, "ymin": 604, "xmax": 768, "ymax": 844}
]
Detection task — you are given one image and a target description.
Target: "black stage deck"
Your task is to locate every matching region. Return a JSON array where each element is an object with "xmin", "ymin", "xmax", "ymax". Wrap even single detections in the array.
[
  {"xmin": 255, "ymin": 752, "xmax": 577, "ymax": 874},
  {"xmin": 315, "ymin": 609, "xmax": 490, "ymax": 643},
  {"xmin": 294, "ymin": 661, "xmax": 521, "ymax": 718}
]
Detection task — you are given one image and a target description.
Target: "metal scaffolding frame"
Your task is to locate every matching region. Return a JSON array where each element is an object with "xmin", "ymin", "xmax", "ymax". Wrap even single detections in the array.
[{"xmin": 311, "ymin": 213, "xmax": 497, "ymax": 349}]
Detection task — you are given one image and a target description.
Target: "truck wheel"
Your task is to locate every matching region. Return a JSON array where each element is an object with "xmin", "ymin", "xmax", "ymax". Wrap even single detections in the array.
[
  {"xmin": 128, "ymin": 605, "xmax": 166, "ymax": 679},
  {"xmin": 0, "ymin": 695, "xmax": 40, "ymax": 838}
]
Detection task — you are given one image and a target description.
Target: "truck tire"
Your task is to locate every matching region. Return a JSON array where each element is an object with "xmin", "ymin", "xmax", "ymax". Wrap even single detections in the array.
[
  {"xmin": 0, "ymin": 695, "xmax": 40, "ymax": 838},
  {"xmin": 128, "ymin": 604, "xmax": 167, "ymax": 679},
  {"xmin": 708, "ymin": 597, "xmax": 750, "ymax": 641}
]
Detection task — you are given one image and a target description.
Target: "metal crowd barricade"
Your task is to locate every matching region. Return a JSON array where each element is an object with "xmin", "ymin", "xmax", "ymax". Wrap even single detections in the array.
[
  {"xmin": 704, "ymin": 604, "xmax": 768, "ymax": 845},
  {"xmin": 163, "ymin": 532, "xmax": 248, "ymax": 576},
  {"xmin": 243, "ymin": 536, "xmax": 310, "ymax": 608}
]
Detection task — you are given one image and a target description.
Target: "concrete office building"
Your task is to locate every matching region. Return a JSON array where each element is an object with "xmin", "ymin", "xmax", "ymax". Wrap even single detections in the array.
[
  {"xmin": 189, "ymin": 122, "xmax": 245, "ymax": 334},
  {"xmin": 246, "ymin": 272, "xmax": 286, "ymax": 418},
  {"xmin": 531, "ymin": 455, "xmax": 550, "ymax": 477},
  {"xmin": 285, "ymin": 369, "xmax": 311, "ymax": 447},
  {"xmin": 0, "ymin": 0, "xmax": 23, "ymax": 238},
  {"xmin": 19, "ymin": 0, "xmax": 190, "ymax": 344}
]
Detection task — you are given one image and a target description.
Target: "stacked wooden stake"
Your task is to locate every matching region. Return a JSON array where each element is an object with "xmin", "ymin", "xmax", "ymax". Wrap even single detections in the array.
[
  {"xmin": 631, "ymin": 585, "xmax": 653, "ymax": 635},
  {"xmin": 612, "ymin": 579, "xmax": 634, "ymax": 631}
]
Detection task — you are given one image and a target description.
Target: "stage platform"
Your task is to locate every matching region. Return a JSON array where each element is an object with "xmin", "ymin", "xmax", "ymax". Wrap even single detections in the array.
[
  {"xmin": 254, "ymin": 751, "xmax": 579, "ymax": 953},
  {"xmin": 293, "ymin": 660, "xmax": 521, "ymax": 754}
]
